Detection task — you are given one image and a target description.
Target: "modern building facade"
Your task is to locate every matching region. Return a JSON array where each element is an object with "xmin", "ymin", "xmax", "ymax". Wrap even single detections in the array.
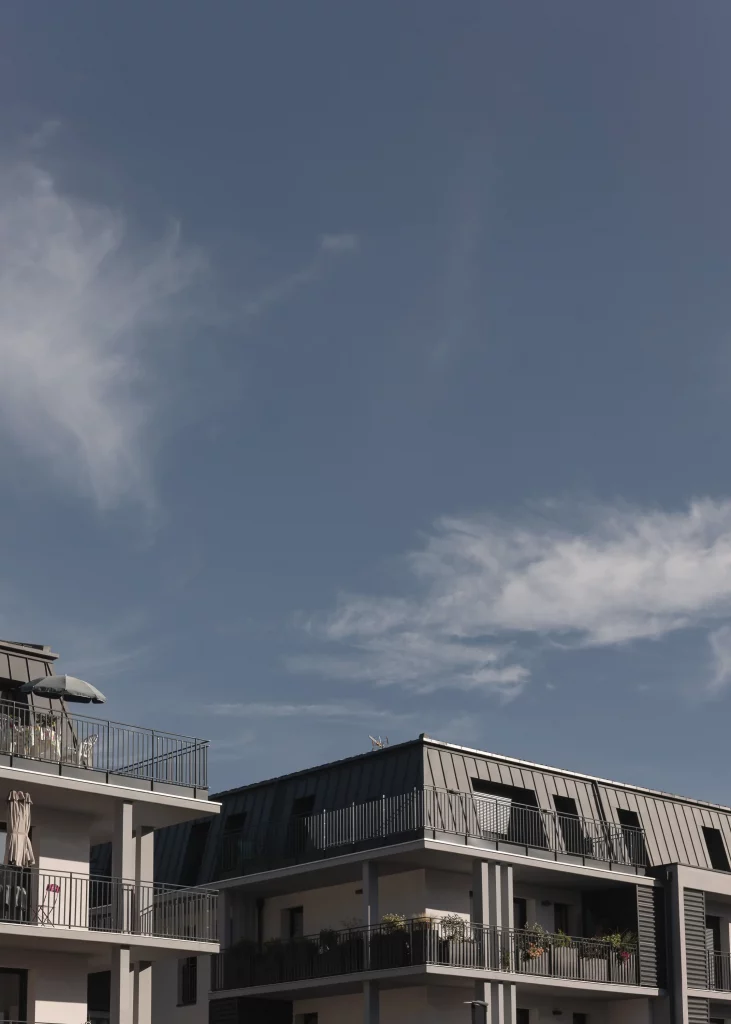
[
  {"xmin": 0, "ymin": 638, "xmax": 219, "ymax": 1024},
  {"xmin": 154, "ymin": 732, "xmax": 731, "ymax": 1024}
]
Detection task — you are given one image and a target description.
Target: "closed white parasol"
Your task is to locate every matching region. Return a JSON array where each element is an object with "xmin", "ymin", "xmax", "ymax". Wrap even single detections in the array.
[{"xmin": 5, "ymin": 791, "xmax": 34, "ymax": 867}]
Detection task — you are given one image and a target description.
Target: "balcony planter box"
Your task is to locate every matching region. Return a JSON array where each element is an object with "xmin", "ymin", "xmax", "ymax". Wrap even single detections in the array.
[
  {"xmin": 580, "ymin": 956, "xmax": 610, "ymax": 982},
  {"xmin": 550, "ymin": 946, "xmax": 580, "ymax": 979},
  {"xmin": 338, "ymin": 935, "xmax": 365, "ymax": 974},
  {"xmin": 369, "ymin": 931, "xmax": 411, "ymax": 969},
  {"xmin": 410, "ymin": 926, "xmax": 437, "ymax": 965},
  {"xmin": 520, "ymin": 944, "xmax": 550, "ymax": 976},
  {"xmin": 610, "ymin": 952, "xmax": 637, "ymax": 985}
]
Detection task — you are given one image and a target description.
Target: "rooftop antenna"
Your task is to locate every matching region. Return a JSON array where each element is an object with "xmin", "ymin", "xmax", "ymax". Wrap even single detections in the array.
[{"xmin": 369, "ymin": 735, "xmax": 389, "ymax": 750}]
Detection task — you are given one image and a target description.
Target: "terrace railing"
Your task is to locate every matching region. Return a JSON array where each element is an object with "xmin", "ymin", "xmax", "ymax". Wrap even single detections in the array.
[
  {"xmin": 0, "ymin": 865, "xmax": 217, "ymax": 942},
  {"xmin": 0, "ymin": 697, "xmax": 208, "ymax": 790},
  {"xmin": 708, "ymin": 950, "xmax": 731, "ymax": 991},
  {"xmin": 220, "ymin": 787, "xmax": 648, "ymax": 875},
  {"xmin": 211, "ymin": 919, "xmax": 640, "ymax": 990}
]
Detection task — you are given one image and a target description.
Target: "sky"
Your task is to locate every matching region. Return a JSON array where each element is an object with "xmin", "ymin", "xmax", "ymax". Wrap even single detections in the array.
[{"xmin": 3, "ymin": 1, "xmax": 731, "ymax": 800}]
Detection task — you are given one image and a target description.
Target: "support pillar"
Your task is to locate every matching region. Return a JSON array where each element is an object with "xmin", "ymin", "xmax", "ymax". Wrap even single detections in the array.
[
  {"xmin": 135, "ymin": 827, "xmax": 154, "ymax": 936},
  {"xmin": 363, "ymin": 860, "xmax": 378, "ymax": 971},
  {"xmin": 474, "ymin": 980, "xmax": 516, "ymax": 1024},
  {"xmin": 132, "ymin": 961, "xmax": 151, "ymax": 1024},
  {"xmin": 363, "ymin": 979, "xmax": 379, "ymax": 1024},
  {"xmin": 362, "ymin": 860, "xmax": 379, "ymax": 928},
  {"xmin": 110, "ymin": 946, "xmax": 132, "ymax": 1024},
  {"xmin": 112, "ymin": 802, "xmax": 134, "ymax": 932}
]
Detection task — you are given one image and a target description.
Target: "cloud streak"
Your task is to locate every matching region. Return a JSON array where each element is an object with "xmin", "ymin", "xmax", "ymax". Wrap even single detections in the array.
[
  {"xmin": 294, "ymin": 499, "xmax": 731, "ymax": 695},
  {"xmin": 0, "ymin": 158, "xmax": 201, "ymax": 509}
]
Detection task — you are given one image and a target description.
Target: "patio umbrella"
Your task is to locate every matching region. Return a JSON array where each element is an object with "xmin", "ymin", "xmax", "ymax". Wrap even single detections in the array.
[
  {"xmin": 5, "ymin": 791, "xmax": 34, "ymax": 867},
  {"xmin": 20, "ymin": 675, "xmax": 106, "ymax": 705}
]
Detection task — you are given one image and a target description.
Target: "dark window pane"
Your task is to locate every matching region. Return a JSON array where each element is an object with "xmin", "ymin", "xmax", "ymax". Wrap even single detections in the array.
[{"xmin": 703, "ymin": 827, "xmax": 731, "ymax": 872}]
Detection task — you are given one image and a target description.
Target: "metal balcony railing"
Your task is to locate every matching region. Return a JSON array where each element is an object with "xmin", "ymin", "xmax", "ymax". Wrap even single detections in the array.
[
  {"xmin": 211, "ymin": 919, "xmax": 640, "ymax": 990},
  {"xmin": 219, "ymin": 787, "xmax": 648, "ymax": 875},
  {"xmin": 0, "ymin": 865, "xmax": 217, "ymax": 942},
  {"xmin": 0, "ymin": 697, "xmax": 208, "ymax": 790},
  {"xmin": 708, "ymin": 950, "xmax": 731, "ymax": 990}
]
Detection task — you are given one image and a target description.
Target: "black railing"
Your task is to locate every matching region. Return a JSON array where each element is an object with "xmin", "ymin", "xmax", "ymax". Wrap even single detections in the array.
[
  {"xmin": 0, "ymin": 697, "xmax": 207, "ymax": 789},
  {"xmin": 220, "ymin": 788, "xmax": 648, "ymax": 875},
  {"xmin": 0, "ymin": 865, "xmax": 217, "ymax": 941},
  {"xmin": 708, "ymin": 950, "xmax": 731, "ymax": 991},
  {"xmin": 211, "ymin": 919, "xmax": 639, "ymax": 990}
]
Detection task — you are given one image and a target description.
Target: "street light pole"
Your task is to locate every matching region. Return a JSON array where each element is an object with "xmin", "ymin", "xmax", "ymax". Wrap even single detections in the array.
[{"xmin": 465, "ymin": 999, "xmax": 488, "ymax": 1024}]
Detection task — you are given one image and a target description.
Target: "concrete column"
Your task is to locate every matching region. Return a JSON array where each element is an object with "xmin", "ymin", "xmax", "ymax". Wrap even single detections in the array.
[
  {"xmin": 112, "ymin": 802, "xmax": 134, "ymax": 932},
  {"xmin": 363, "ymin": 979, "xmax": 379, "ymax": 1024},
  {"xmin": 132, "ymin": 961, "xmax": 152, "ymax": 1024},
  {"xmin": 363, "ymin": 860, "xmax": 378, "ymax": 971},
  {"xmin": 478, "ymin": 980, "xmax": 515, "ymax": 1024},
  {"xmin": 362, "ymin": 860, "xmax": 379, "ymax": 928},
  {"xmin": 135, "ymin": 827, "xmax": 154, "ymax": 936},
  {"xmin": 500, "ymin": 864, "xmax": 514, "ymax": 931},
  {"xmin": 667, "ymin": 866, "xmax": 688, "ymax": 1024},
  {"xmin": 110, "ymin": 946, "xmax": 132, "ymax": 1024},
  {"xmin": 472, "ymin": 859, "xmax": 489, "ymax": 925}
]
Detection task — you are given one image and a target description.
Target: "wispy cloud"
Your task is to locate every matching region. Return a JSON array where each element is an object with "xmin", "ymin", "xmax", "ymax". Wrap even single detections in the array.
[
  {"xmin": 239, "ymin": 233, "xmax": 360, "ymax": 320},
  {"xmin": 209, "ymin": 701, "xmax": 414, "ymax": 722},
  {"xmin": 320, "ymin": 233, "xmax": 360, "ymax": 254},
  {"xmin": 0, "ymin": 158, "xmax": 201, "ymax": 509},
  {"xmin": 293, "ymin": 498, "xmax": 731, "ymax": 695}
]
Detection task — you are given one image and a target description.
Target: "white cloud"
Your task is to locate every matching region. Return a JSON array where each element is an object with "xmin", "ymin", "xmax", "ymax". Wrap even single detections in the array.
[
  {"xmin": 0, "ymin": 159, "xmax": 201, "ymax": 508},
  {"xmin": 319, "ymin": 233, "xmax": 360, "ymax": 253},
  {"xmin": 210, "ymin": 701, "xmax": 414, "ymax": 721},
  {"xmin": 708, "ymin": 625, "xmax": 731, "ymax": 694},
  {"xmin": 294, "ymin": 499, "xmax": 731, "ymax": 695}
]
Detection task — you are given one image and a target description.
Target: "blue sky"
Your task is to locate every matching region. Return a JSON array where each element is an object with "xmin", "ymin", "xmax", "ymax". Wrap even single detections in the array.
[{"xmin": 2, "ymin": 1, "xmax": 731, "ymax": 799}]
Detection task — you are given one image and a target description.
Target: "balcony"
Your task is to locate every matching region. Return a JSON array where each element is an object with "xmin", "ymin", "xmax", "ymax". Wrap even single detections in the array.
[
  {"xmin": 219, "ymin": 788, "xmax": 648, "ymax": 876},
  {"xmin": 211, "ymin": 919, "xmax": 640, "ymax": 991},
  {"xmin": 0, "ymin": 697, "xmax": 208, "ymax": 793},
  {"xmin": 0, "ymin": 865, "xmax": 217, "ymax": 942}
]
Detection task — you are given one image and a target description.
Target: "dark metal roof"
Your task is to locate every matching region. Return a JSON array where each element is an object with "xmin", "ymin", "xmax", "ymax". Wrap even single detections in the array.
[{"xmin": 0, "ymin": 639, "xmax": 57, "ymax": 689}]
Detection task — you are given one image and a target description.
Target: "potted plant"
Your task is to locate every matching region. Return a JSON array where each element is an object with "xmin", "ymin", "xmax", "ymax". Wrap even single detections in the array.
[
  {"xmin": 549, "ymin": 930, "xmax": 579, "ymax": 978},
  {"xmin": 438, "ymin": 913, "xmax": 474, "ymax": 966},
  {"xmin": 602, "ymin": 931, "xmax": 638, "ymax": 983},
  {"xmin": 520, "ymin": 923, "xmax": 549, "ymax": 975}
]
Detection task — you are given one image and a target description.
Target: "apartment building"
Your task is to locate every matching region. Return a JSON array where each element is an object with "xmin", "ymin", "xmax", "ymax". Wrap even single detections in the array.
[
  {"xmin": 0, "ymin": 638, "xmax": 219, "ymax": 1024},
  {"xmin": 154, "ymin": 732, "xmax": 731, "ymax": 1024}
]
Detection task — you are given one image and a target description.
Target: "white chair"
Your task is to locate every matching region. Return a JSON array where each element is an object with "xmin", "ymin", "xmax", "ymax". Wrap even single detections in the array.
[{"xmin": 76, "ymin": 734, "xmax": 98, "ymax": 768}]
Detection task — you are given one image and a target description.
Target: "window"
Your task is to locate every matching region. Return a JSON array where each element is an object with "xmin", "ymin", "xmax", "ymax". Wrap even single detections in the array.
[
  {"xmin": 516, "ymin": 1011, "xmax": 530, "ymax": 1024},
  {"xmin": 617, "ymin": 808, "xmax": 648, "ymax": 866},
  {"xmin": 703, "ymin": 827, "xmax": 731, "ymax": 872},
  {"xmin": 553, "ymin": 796, "xmax": 591, "ymax": 856},
  {"xmin": 513, "ymin": 897, "xmax": 528, "ymax": 930},
  {"xmin": 224, "ymin": 811, "xmax": 247, "ymax": 833},
  {"xmin": 471, "ymin": 779, "xmax": 546, "ymax": 848},
  {"xmin": 573, "ymin": 1015, "xmax": 588, "ymax": 1024},
  {"xmin": 291, "ymin": 795, "xmax": 316, "ymax": 817},
  {"xmin": 177, "ymin": 957, "xmax": 197, "ymax": 1006},
  {"xmin": 282, "ymin": 905, "xmax": 304, "ymax": 939},
  {"xmin": 295, "ymin": 1015, "xmax": 319, "ymax": 1024},
  {"xmin": 554, "ymin": 902, "xmax": 570, "ymax": 934}
]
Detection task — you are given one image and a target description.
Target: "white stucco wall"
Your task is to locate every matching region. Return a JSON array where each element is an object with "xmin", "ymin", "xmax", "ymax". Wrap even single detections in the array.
[
  {"xmin": 0, "ymin": 947, "xmax": 91, "ymax": 1024},
  {"xmin": 261, "ymin": 870, "xmax": 428, "ymax": 939},
  {"xmin": 152, "ymin": 955, "xmax": 209, "ymax": 1024}
]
